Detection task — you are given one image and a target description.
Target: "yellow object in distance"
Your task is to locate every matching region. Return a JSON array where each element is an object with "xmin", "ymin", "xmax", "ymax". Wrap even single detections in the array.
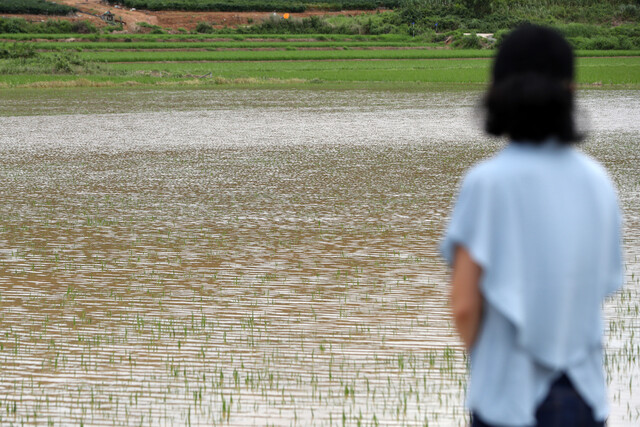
[{"xmin": 283, "ymin": 13, "xmax": 290, "ymax": 19}]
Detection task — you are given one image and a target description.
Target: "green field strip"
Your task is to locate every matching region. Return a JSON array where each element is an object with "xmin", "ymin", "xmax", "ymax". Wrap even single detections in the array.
[
  {"xmin": 30, "ymin": 41, "xmax": 438, "ymax": 51},
  {"xmin": 576, "ymin": 58, "xmax": 640, "ymax": 84},
  {"xmin": 68, "ymin": 49, "xmax": 640, "ymax": 63},
  {"xmin": 101, "ymin": 57, "xmax": 639, "ymax": 84},
  {"xmin": 0, "ymin": 33, "xmax": 414, "ymax": 42},
  {"xmin": 71, "ymin": 49, "xmax": 495, "ymax": 62},
  {"xmin": 2, "ymin": 51, "xmax": 638, "ymax": 87}
]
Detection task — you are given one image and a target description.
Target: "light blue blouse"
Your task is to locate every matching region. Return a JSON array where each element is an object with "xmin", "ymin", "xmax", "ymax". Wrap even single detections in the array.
[{"xmin": 441, "ymin": 142, "xmax": 624, "ymax": 426}]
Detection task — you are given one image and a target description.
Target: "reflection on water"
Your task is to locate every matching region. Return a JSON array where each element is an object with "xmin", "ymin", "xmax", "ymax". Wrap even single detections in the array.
[{"xmin": 0, "ymin": 88, "xmax": 638, "ymax": 426}]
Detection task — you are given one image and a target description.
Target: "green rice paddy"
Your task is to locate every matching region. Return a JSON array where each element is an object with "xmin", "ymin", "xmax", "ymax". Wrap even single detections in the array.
[
  {"xmin": 1, "ymin": 33, "xmax": 639, "ymax": 88},
  {"xmin": 0, "ymin": 82, "xmax": 638, "ymax": 427},
  {"xmin": 1, "ymin": 56, "xmax": 638, "ymax": 88},
  {"xmin": 0, "ymin": 33, "xmax": 411, "ymax": 42},
  {"xmin": 0, "ymin": 32, "xmax": 638, "ymax": 88},
  {"xmin": 28, "ymin": 41, "xmax": 437, "ymax": 51}
]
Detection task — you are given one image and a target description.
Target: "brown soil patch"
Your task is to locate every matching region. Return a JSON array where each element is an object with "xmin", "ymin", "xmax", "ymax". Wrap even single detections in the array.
[
  {"xmin": 51, "ymin": 0, "xmax": 159, "ymax": 28},
  {"xmin": 154, "ymin": 9, "xmax": 386, "ymax": 31},
  {"xmin": 17, "ymin": 0, "xmax": 387, "ymax": 31}
]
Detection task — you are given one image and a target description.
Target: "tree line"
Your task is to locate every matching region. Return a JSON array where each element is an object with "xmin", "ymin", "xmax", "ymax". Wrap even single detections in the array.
[{"xmin": 0, "ymin": 0, "xmax": 77, "ymax": 15}]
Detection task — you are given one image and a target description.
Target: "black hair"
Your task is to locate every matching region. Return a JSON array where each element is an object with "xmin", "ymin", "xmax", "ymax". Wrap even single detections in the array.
[{"xmin": 484, "ymin": 24, "xmax": 580, "ymax": 144}]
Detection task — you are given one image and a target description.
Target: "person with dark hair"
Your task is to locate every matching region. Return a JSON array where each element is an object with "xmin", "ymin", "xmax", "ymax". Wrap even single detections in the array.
[
  {"xmin": 441, "ymin": 25, "xmax": 623, "ymax": 426},
  {"xmin": 485, "ymin": 25, "xmax": 579, "ymax": 144}
]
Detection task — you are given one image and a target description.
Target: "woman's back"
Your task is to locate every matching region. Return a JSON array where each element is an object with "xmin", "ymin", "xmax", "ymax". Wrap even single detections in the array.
[
  {"xmin": 442, "ymin": 142, "xmax": 622, "ymax": 425},
  {"xmin": 440, "ymin": 24, "xmax": 624, "ymax": 427}
]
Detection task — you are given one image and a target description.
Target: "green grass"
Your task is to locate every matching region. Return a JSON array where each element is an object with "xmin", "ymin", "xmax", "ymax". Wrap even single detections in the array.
[
  {"xmin": 29, "ymin": 41, "xmax": 438, "ymax": 51},
  {"xmin": 1, "ymin": 34, "xmax": 638, "ymax": 88},
  {"xmin": 575, "ymin": 57, "xmax": 640, "ymax": 84},
  {"xmin": 32, "ymin": 41, "xmax": 640, "ymax": 54},
  {"xmin": 68, "ymin": 49, "xmax": 493, "ymax": 62},
  {"xmin": 0, "ymin": 33, "xmax": 413, "ymax": 42},
  {"xmin": 109, "ymin": 57, "xmax": 493, "ymax": 83},
  {"xmin": 61, "ymin": 48, "xmax": 640, "ymax": 63},
  {"xmin": 3, "ymin": 57, "xmax": 638, "ymax": 88},
  {"xmin": 110, "ymin": 57, "xmax": 639, "ymax": 83}
]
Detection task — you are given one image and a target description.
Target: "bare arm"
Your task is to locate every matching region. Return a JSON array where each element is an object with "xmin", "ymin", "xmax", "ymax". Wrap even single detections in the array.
[{"xmin": 450, "ymin": 245, "xmax": 483, "ymax": 350}]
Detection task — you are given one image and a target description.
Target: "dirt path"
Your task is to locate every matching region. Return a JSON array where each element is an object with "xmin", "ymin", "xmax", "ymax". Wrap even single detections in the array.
[
  {"xmin": 45, "ymin": 0, "xmax": 384, "ymax": 31},
  {"xmin": 52, "ymin": 0, "xmax": 159, "ymax": 28}
]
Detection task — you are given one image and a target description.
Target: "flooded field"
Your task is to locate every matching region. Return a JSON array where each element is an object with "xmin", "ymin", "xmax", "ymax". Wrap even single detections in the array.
[{"xmin": 0, "ymin": 88, "xmax": 638, "ymax": 426}]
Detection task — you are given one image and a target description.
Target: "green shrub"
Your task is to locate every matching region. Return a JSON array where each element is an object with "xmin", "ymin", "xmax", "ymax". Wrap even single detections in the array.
[
  {"xmin": 618, "ymin": 36, "xmax": 636, "ymax": 50},
  {"xmin": 617, "ymin": 4, "xmax": 640, "ymax": 21},
  {"xmin": 567, "ymin": 36, "xmax": 589, "ymax": 50},
  {"xmin": 572, "ymin": 35, "xmax": 623, "ymax": 50},
  {"xmin": 0, "ymin": 42, "xmax": 37, "ymax": 59},
  {"xmin": 41, "ymin": 19, "xmax": 74, "ymax": 33},
  {"xmin": 493, "ymin": 28, "xmax": 509, "ymax": 47},
  {"xmin": 0, "ymin": 44, "xmax": 108, "ymax": 76},
  {"xmin": 0, "ymin": 18, "xmax": 30, "ymax": 34},
  {"xmin": 0, "ymin": 17, "xmax": 99, "ymax": 34},
  {"xmin": 611, "ymin": 24, "xmax": 640, "ymax": 39},
  {"xmin": 452, "ymin": 33, "xmax": 482, "ymax": 49},
  {"xmin": 587, "ymin": 36, "xmax": 621, "ymax": 50},
  {"xmin": 103, "ymin": 24, "xmax": 125, "ymax": 33},
  {"xmin": 136, "ymin": 22, "xmax": 167, "ymax": 33},
  {"xmin": 396, "ymin": 0, "xmax": 639, "ymax": 33},
  {"xmin": 195, "ymin": 22, "xmax": 214, "ymax": 33},
  {"xmin": 557, "ymin": 23, "xmax": 604, "ymax": 38},
  {"xmin": 72, "ymin": 20, "xmax": 98, "ymax": 34}
]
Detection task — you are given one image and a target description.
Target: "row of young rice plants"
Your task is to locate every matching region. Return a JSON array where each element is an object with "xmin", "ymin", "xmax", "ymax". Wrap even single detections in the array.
[
  {"xmin": 25, "ymin": 37, "xmax": 640, "ymax": 55},
  {"xmin": 2, "ymin": 57, "xmax": 637, "ymax": 88},
  {"xmin": 68, "ymin": 48, "xmax": 640, "ymax": 63},
  {"xmin": 70, "ymin": 49, "xmax": 497, "ymax": 62},
  {"xmin": 29, "ymin": 41, "xmax": 437, "ymax": 51},
  {"xmin": 574, "ymin": 57, "xmax": 640, "ymax": 84},
  {"xmin": 99, "ymin": 57, "xmax": 639, "ymax": 85},
  {"xmin": 0, "ymin": 74, "xmax": 181, "ymax": 86},
  {"xmin": 0, "ymin": 33, "xmax": 414, "ymax": 42},
  {"xmin": 1, "ymin": 49, "xmax": 636, "ymax": 86},
  {"xmin": 109, "ymin": 57, "xmax": 493, "ymax": 83}
]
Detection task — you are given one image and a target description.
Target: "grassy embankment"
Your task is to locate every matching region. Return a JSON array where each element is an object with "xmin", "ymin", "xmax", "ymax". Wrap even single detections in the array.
[{"xmin": 1, "ymin": 39, "xmax": 638, "ymax": 88}]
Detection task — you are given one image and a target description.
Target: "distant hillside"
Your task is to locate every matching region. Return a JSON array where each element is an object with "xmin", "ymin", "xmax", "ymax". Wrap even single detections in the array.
[
  {"xmin": 104, "ymin": 0, "xmax": 399, "ymax": 12},
  {"xmin": 397, "ymin": 0, "xmax": 640, "ymax": 32},
  {"xmin": 0, "ymin": 0, "xmax": 77, "ymax": 15}
]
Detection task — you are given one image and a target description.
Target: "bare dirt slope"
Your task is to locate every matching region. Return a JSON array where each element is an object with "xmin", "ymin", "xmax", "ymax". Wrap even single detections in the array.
[
  {"xmin": 154, "ymin": 9, "xmax": 379, "ymax": 31},
  {"xmin": 53, "ymin": 0, "xmax": 159, "ymax": 28},
  {"xmin": 41, "ymin": 0, "xmax": 381, "ymax": 31}
]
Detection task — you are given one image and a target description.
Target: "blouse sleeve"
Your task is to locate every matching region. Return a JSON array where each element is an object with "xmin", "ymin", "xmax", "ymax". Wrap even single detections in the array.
[{"xmin": 440, "ymin": 168, "xmax": 495, "ymax": 271}]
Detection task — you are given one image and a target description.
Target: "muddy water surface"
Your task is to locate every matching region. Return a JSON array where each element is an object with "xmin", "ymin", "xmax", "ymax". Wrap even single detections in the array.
[{"xmin": 0, "ymin": 88, "xmax": 638, "ymax": 426}]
